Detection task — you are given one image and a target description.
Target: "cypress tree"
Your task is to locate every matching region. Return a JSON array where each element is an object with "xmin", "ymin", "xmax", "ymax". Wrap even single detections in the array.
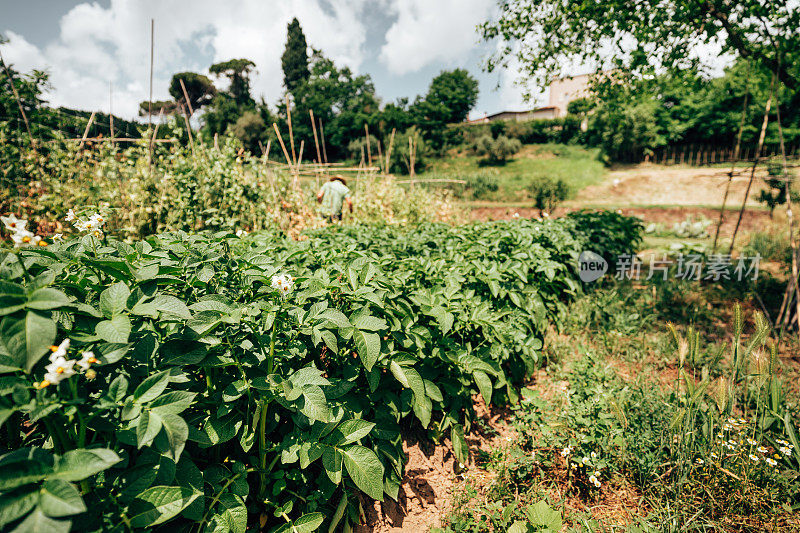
[{"xmin": 281, "ymin": 18, "xmax": 310, "ymax": 95}]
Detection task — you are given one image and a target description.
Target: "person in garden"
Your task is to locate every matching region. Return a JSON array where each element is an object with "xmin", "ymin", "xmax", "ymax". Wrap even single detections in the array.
[{"xmin": 317, "ymin": 175, "xmax": 352, "ymax": 222}]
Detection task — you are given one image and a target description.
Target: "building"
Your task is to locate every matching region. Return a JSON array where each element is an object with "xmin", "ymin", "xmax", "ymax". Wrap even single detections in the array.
[{"xmin": 468, "ymin": 74, "xmax": 591, "ymax": 124}]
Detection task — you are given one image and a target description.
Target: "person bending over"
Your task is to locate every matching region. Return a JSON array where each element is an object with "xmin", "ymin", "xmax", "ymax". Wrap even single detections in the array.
[{"xmin": 317, "ymin": 175, "xmax": 352, "ymax": 222}]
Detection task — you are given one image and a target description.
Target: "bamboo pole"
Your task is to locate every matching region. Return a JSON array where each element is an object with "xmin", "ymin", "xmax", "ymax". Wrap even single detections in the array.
[
  {"xmin": 385, "ymin": 128, "xmax": 396, "ymax": 176},
  {"xmin": 179, "ymin": 78, "xmax": 195, "ymax": 116},
  {"xmin": 78, "ymin": 112, "xmax": 96, "ymax": 150},
  {"xmin": 109, "ymin": 82, "xmax": 115, "ymax": 145},
  {"xmin": 181, "ymin": 104, "xmax": 194, "ymax": 157},
  {"xmin": 285, "ymin": 96, "xmax": 296, "ymax": 166},
  {"xmin": 713, "ymin": 74, "xmax": 752, "ymax": 253},
  {"xmin": 319, "ymin": 118, "xmax": 328, "ymax": 164},
  {"xmin": 148, "ymin": 19, "xmax": 154, "ymax": 127},
  {"xmin": 365, "ymin": 124, "xmax": 373, "ymax": 169},
  {"xmin": 309, "ymin": 110, "xmax": 323, "ymax": 188},
  {"xmin": 272, "ymin": 122, "xmax": 294, "ymax": 169},
  {"xmin": 729, "ymin": 76, "xmax": 775, "ymax": 255}
]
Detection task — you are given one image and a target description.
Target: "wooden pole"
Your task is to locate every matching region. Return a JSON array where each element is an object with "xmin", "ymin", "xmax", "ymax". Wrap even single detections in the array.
[
  {"xmin": 272, "ymin": 122, "xmax": 294, "ymax": 169},
  {"xmin": 109, "ymin": 81, "xmax": 115, "ymax": 144},
  {"xmin": 729, "ymin": 76, "xmax": 775, "ymax": 255},
  {"xmin": 309, "ymin": 110, "xmax": 323, "ymax": 188},
  {"xmin": 179, "ymin": 78, "xmax": 195, "ymax": 116},
  {"xmin": 285, "ymin": 95, "xmax": 296, "ymax": 166},
  {"xmin": 181, "ymin": 104, "xmax": 194, "ymax": 157},
  {"xmin": 712, "ymin": 85, "xmax": 749, "ymax": 253},
  {"xmin": 78, "ymin": 112, "xmax": 96, "ymax": 150},
  {"xmin": 319, "ymin": 118, "xmax": 328, "ymax": 164},
  {"xmin": 385, "ymin": 128, "xmax": 396, "ymax": 176},
  {"xmin": 213, "ymin": 133, "xmax": 219, "ymax": 151},
  {"xmin": 365, "ymin": 123, "xmax": 373, "ymax": 169}
]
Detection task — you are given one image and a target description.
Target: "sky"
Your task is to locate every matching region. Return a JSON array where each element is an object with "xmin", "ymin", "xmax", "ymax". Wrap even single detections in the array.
[{"xmin": 0, "ymin": 0, "xmax": 543, "ymax": 121}]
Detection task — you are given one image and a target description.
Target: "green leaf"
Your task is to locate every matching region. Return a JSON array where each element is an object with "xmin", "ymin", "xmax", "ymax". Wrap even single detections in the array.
[
  {"xmin": 208, "ymin": 493, "xmax": 246, "ymax": 533},
  {"xmin": 322, "ymin": 447, "xmax": 342, "ymax": 484},
  {"xmin": 353, "ymin": 330, "xmax": 380, "ymax": 372},
  {"xmin": 9, "ymin": 508, "xmax": 69, "ymax": 533},
  {"xmin": 526, "ymin": 500, "xmax": 562, "ymax": 531},
  {"xmin": 328, "ymin": 419, "xmax": 375, "ymax": 446},
  {"xmin": 95, "ymin": 314, "xmax": 131, "ymax": 343},
  {"xmin": 0, "ymin": 485, "xmax": 38, "ymax": 527},
  {"xmin": 289, "ymin": 366, "xmax": 331, "ymax": 388},
  {"xmin": 133, "ymin": 371, "xmax": 171, "ymax": 403},
  {"xmin": 137, "ymin": 410, "xmax": 164, "ymax": 448},
  {"xmin": 451, "ymin": 424, "xmax": 468, "ymax": 465},
  {"xmin": 0, "ymin": 281, "xmax": 26, "ymax": 316},
  {"xmin": 0, "ymin": 460, "xmax": 51, "ymax": 490},
  {"xmin": 26, "ymin": 288, "xmax": 70, "ymax": 311},
  {"xmin": 99, "ymin": 282, "xmax": 130, "ymax": 318},
  {"xmin": 351, "ymin": 315, "xmax": 386, "ymax": 331},
  {"xmin": 24, "ymin": 312, "xmax": 56, "ymax": 372},
  {"xmin": 153, "ymin": 295, "xmax": 191, "ymax": 320},
  {"xmin": 299, "ymin": 385, "xmax": 331, "ymax": 423},
  {"xmin": 159, "ymin": 414, "xmax": 188, "ymax": 461},
  {"xmin": 341, "ymin": 445, "xmax": 384, "ymax": 501},
  {"xmin": 293, "ymin": 512, "xmax": 325, "ymax": 533},
  {"xmin": 327, "ymin": 493, "xmax": 348, "ymax": 533},
  {"xmin": 473, "ymin": 370, "xmax": 493, "ymax": 406},
  {"xmin": 128, "ymin": 486, "xmax": 200, "ymax": 528},
  {"xmin": 319, "ymin": 309, "xmax": 351, "ymax": 329},
  {"xmin": 389, "ymin": 362, "xmax": 426, "ymax": 401},
  {"xmin": 507, "ymin": 521, "xmax": 527, "ymax": 533},
  {"xmin": 149, "ymin": 391, "xmax": 196, "ymax": 416},
  {"xmin": 51, "ymin": 449, "xmax": 121, "ymax": 482},
  {"xmin": 37, "ymin": 479, "xmax": 86, "ymax": 518}
]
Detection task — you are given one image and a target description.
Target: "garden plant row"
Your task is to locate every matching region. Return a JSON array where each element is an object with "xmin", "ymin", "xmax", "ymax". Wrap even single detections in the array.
[{"xmin": 0, "ymin": 211, "xmax": 641, "ymax": 532}]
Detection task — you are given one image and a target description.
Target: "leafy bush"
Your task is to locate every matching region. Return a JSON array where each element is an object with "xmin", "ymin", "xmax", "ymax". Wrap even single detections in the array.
[
  {"xmin": 473, "ymin": 135, "xmax": 522, "ymax": 165},
  {"xmin": 564, "ymin": 210, "xmax": 644, "ymax": 267},
  {"xmin": 464, "ymin": 173, "xmax": 500, "ymax": 200},
  {"xmin": 0, "ymin": 213, "xmax": 642, "ymax": 531},
  {"xmin": 528, "ymin": 177, "xmax": 569, "ymax": 214}
]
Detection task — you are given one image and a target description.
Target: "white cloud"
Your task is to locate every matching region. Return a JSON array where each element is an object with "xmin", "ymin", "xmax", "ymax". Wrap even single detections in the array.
[
  {"xmin": 379, "ymin": 0, "xmax": 493, "ymax": 75},
  {"xmin": 1, "ymin": 0, "xmax": 371, "ymax": 119}
]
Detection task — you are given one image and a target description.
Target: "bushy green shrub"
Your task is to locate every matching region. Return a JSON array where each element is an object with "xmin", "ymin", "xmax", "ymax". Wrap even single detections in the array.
[
  {"xmin": 473, "ymin": 134, "xmax": 522, "ymax": 165},
  {"xmin": 528, "ymin": 177, "xmax": 569, "ymax": 213}
]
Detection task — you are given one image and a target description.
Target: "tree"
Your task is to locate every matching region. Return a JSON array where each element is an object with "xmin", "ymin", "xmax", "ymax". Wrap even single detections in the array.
[
  {"xmin": 473, "ymin": 134, "xmax": 521, "ymax": 165},
  {"xmin": 230, "ymin": 110, "xmax": 266, "ymax": 154},
  {"xmin": 168, "ymin": 72, "xmax": 216, "ymax": 111},
  {"xmin": 424, "ymin": 69, "xmax": 479, "ymax": 124},
  {"xmin": 281, "ymin": 18, "xmax": 310, "ymax": 95},
  {"xmin": 209, "ymin": 59, "xmax": 256, "ymax": 106},
  {"xmin": 480, "ymin": 1, "xmax": 800, "ymax": 95}
]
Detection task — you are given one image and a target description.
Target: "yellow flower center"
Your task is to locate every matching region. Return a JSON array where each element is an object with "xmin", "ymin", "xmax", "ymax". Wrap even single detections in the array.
[
  {"xmin": 50, "ymin": 345, "xmax": 59, "ymax": 352},
  {"xmin": 38, "ymin": 241, "xmax": 48, "ymax": 246},
  {"xmin": 88, "ymin": 357, "xmax": 98, "ymax": 364},
  {"xmin": 9, "ymin": 222, "xmax": 16, "ymax": 228},
  {"xmin": 56, "ymin": 367, "xmax": 64, "ymax": 374},
  {"xmin": 22, "ymin": 236, "xmax": 31, "ymax": 242},
  {"xmin": 38, "ymin": 380, "xmax": 50, "ymax": 389}
]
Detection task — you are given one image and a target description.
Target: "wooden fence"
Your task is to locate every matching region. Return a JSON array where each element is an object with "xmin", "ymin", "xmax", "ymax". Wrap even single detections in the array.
[{"xmin": 633, "ymin": 142, "xmax": 800, "ymax": 165}]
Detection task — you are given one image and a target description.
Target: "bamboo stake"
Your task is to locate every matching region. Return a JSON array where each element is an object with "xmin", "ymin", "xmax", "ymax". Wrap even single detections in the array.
[
  {"xmin": 729, "ymin": 76, "xmax": 775, "ymax": 255},
  {"xmin": 376, "ymin": 140, "xmax": 383, "ymax": 175},
  {"xmin": 214, "ymin": 133, "xmax": 219, "ymax": 151},
  {"xmin": 309, "ymin": 110, "xmax": 323, "ymax": 188},
  {"xmin": 319, "ymin": 118, "xmax": 328, "ymax": 164},
  {"xmin": 385, "ymin": 128, "xmax": 396, "ymax": 176},
  {"xmin": 285, "ymin": 96, "xmax": 296, "ymax": 166},
  {"xmin": 78, "ymin": 112, "xmax": 96, "ymax": 150},
  {"xmin": 272, "ymin": 122, "xmax": 294, "ymax": 169},
  {"xmin": 109, "ymin": 82, "xmax": 115, "ymax": 145},
  {"xmin": 713, "ymin": 69, "xmax": 752, "ymax": 253},
  {"xmin": 179, "ymin": 78, "xmax": 195, "ymax": 116},
  {"xmin": 775, "ymin": 81, "xmax": 800, "ymax": 332},
  {"xmin": 181, "ymin": 104, "xmax": 194, "ymax": 157},
  {"xmin": 0, "ymin": 49, "xmax": 35, "ymax": 149},
  {"xmin": 365, "ymin": 124, "xmax": 373, "ymax": 169}
]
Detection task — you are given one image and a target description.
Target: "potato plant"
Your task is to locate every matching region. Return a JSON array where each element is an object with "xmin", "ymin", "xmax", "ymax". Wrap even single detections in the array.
[{"xmin": 0, "ymin": 213, "xmax": 640, "ymax": 531}]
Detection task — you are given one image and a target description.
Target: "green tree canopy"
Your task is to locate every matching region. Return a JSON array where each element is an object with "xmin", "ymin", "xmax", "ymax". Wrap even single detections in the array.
[
  {"xmin": 423, "ymin": 69, "xmax": 479, "ymax": 124},
  {"xmin": 281, "ymin": 17, "xmax": 310, "ymax": 95},
  {"xmin": 168, "ymin": 72, "xmax": 216, "ymax": 111},
  {"xmin": 209, "ymin": 58, "xmax": 256, "ymax": 106},
  {"xmin": 480, "ymin": 1, "xmax": 800, "ymax": 94}
]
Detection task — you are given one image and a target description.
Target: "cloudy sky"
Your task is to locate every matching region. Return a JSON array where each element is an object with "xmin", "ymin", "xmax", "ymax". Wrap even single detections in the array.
[{"xmin": 0, "ymin": 0, "xmax": 543, "ymax": 121}]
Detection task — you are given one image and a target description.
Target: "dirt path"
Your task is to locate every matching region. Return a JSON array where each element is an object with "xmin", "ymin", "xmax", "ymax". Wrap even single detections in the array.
[{"xmin": 571, "ymin": 164, "xmax": 771, "ymax": 208}]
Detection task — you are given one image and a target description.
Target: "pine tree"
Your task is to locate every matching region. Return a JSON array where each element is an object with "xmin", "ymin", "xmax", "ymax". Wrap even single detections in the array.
[{"xmin": 281, "ymin": 18, "xmax": 310, "ymax": 95}]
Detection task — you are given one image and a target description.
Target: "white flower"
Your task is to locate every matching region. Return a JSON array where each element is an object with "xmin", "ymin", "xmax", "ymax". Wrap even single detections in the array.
[
  {"xmin": 271, "ymin": 273, "xmax": 294, "ymax": 295},
  {"xmin": 235, "ymin": 229, "xmax": 248, "ymax": 237},
  {"xmin": 766, "ymin": 457, "xmax": 777, "ymax": 467},
  {"xmin": 65, "ymin": 209, "xmax": 77, "ymax": 222},
  {"xmin": 560, "ymin": 446, "xmax": 572, "ymax": 457},
  {"xmin": 695, "ymin": 458, "xmax": 704, "ymax": 465},
  {"xmin": 41, "ymin": 356, "xmax": 77, "ymax": 386},
  {"xmin": 1, "ymin": 214, "xmax": 27, "ymax": 232},
  {"xmin": 49, "ymin": 339, "xmax": 70, "ymax": 362},
  {"xmin": 10, "ymin": 229, "xmax": 37, "ymax": 247},
  {"xmin": 581, "ymin": 456, "xmax": 590, "ymax": 465},
  {"xmin": 52, "ymin": 233, "xmax": 63, "ymax": 242},
  {"xmin": 76, "ymin": 351, "xmax": 99, "ymax": 372},
  {"xmin": 758, "ymin": 446, "xmax": 768, "ymax": 454},
  {"xmin": 590, "ymin": 451, "xmax": 597, "ymax": 459},
  {"xmin": 588, "ymin": 475, "xmax": 601, "ymax": 488},
  {"xmin": 710, "ymin": 452, "xmax": 718, "ymax": 459},
  {"xmin": 747, "ymin": 438, "xmax": 758, "ymax": 446},
  {"xmin": 780, "ymin": 446, "xmax": 792, "ymax": 456},
  {"xmin": 512, "ymin": 212, "xmax": 520, "ymax": 219},
  {"xmin": 542, "ymin": 212, "xmax": 550, "ymax": 218},
  {"xmin": 749, "ymin": 454, "xmax": 759, "ymax": 462}
]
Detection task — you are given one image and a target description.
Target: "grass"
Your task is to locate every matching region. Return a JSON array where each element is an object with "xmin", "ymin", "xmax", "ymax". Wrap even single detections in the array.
[
  {"xmin": 438, "ymin": 280, "xmax": 800, "ymax": 532},
  {"xmin": 418, "ymin": 144, "xmax": 606, "ymax": 202}
]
